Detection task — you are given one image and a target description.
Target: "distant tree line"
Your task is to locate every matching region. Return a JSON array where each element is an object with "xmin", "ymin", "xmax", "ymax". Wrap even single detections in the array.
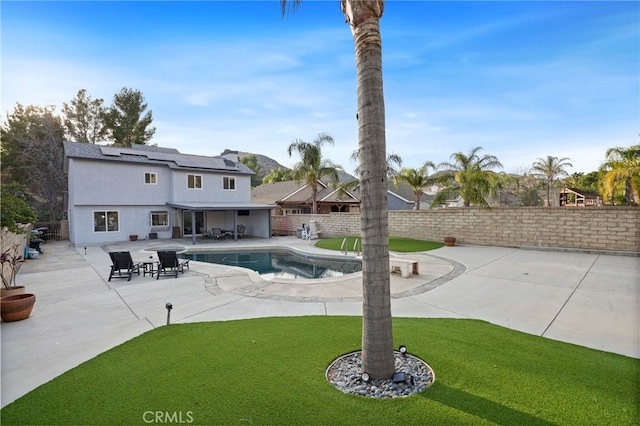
[
  {"xmin": 1, "ymin": 88, "xmax": 155, "ymax": 222},
  {"xmin": 2, "ymin": 87, "xmax": 638, "ymax": 226},
  {"xmin": 279, "ymin": 135, "xmax": 639, "ymax": 209}
]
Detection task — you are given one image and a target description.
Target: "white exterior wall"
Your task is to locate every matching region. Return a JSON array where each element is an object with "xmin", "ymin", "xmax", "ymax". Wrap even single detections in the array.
[
  {"xmin": 70, "ymin": 160, "xmax": 172, "ymax": 205},
  {"xmin": 70, "ymin": 205, "xmax": 175, "ymax": 246},
  {"xmin": 68, "ymin": 159, "xmax": 177, "ymax": 245},
  {"xmin": 241, "ymin": 210, "xmax": 271, "ymax": 238},
  {"xmin": 170, "ymin": 171, "xmax": 251, "ymax": 203},
  {"xmin": 200, "ymin": 209, "xmax": 271, "ymax": 238}
]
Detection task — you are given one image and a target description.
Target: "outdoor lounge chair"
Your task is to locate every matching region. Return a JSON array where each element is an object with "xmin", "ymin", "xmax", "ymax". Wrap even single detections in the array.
[
  {"xmin": 211, "ymin": 228, "xmax": 224, "ymax": 240},
  {"xmin": 156, "ymin": 250, "xmax": 190, "ymax": 279},
  {"xmin": 108, "ymin": 251, "xmax": 141, "ymax": 281}
]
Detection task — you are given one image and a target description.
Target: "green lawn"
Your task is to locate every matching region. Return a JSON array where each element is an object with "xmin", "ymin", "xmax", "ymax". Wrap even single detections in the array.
[
  {"xmin": 1, "ymin": 317, "xmax": 637, "ymax": 425},
  {"xmin": 315, "ymin": 236, "xmax": 444, "ymax": 252}
]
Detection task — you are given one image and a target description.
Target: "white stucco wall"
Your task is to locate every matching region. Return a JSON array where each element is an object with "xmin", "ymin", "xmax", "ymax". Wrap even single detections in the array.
[
  {"xmin": 67, "ymin": 157, "xmax": 261, "ymax": 245},
  {"xmin": 170, "ymin": 171, "xmax": 251, "ymax": 203}
]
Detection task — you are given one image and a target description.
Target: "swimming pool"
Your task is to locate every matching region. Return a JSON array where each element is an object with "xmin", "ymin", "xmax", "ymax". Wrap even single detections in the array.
[{"xmin": 183, "ymin": 249, "xmax": 362, "ymax": 279}]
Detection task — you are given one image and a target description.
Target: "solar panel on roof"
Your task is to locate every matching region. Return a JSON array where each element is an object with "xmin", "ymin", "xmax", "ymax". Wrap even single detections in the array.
[
  {"xmin": 100, "ymin": 146, "xmax": 123, "ymax": 156},
  {"xmin": 100, "ymin": 146, "xmax": 150, "ymax": 158},
  {"xmin": 99, "ymin": 145, "xmax": 240, "ymax": 171}
]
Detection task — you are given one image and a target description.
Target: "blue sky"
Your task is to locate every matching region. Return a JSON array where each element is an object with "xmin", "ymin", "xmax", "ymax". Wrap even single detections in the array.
[{"xmin": 2, "ymin": 1, "xmax": 638, "ymax": 175}]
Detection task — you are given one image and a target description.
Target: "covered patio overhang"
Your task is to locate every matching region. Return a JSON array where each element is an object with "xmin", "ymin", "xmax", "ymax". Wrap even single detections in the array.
[{"xmin": 166, "ymin": 202, "xmax": 278, "ymax": 245}]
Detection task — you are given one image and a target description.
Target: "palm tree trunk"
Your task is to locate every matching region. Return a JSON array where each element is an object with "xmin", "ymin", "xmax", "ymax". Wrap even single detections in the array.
[
  {"xmin": 311, "ymin": 184, "xmax": 318, "ymax": 214},
  {"xmin": 344, "ymin": 0, "xmax": 394, "ymax": 380}
]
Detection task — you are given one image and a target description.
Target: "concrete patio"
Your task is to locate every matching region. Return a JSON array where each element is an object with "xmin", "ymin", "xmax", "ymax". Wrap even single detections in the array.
[{"xmin": 1, "ymin": 236, "xmax": 638, "ymax": 407}]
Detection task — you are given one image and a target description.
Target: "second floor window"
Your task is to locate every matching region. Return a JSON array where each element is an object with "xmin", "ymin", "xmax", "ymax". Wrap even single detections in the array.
[
  {"xmin": 144, "ymin": 172, "xmax": 157, "ymax": 184},
  {"xmin": 188, "ymin": 174, "xmax": 202, "ymax": 189},
  {"xmin": 223, "ymin": 176, "xmax": 236, "ymax": 190}
]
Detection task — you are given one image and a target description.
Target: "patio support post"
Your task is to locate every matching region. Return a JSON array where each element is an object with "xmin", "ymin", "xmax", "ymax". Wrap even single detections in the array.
[
  {"xmin": 233, "ymin": 210, "xmax": 238, "ymax": 241},
  {"xmin": 191, "ymin": 210, "xmax": 196, "ymax": 245}
]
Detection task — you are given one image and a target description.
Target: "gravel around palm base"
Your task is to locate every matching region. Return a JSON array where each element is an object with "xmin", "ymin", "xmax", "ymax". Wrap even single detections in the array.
[{"xmin": 326, "ymin": 351, "xmax": 435, "ymax": 398}]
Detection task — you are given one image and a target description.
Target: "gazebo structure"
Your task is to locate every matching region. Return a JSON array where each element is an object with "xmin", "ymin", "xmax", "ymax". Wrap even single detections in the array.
[{"xmin": 559, "ymin": 187, "xmax": 602, "ymax": 207}]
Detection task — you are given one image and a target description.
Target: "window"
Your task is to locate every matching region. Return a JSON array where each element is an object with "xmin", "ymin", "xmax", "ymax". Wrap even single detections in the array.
[
  {"xmin": 188, "ymin": 174, "xmax": 202, "ymax": 189},
  {"xmin": 223, "ymin": 176, "xmax": 236, "ymax": 190},
  {"xmin": 144, "ymin": 172, "xmax": 157, "ymax": 184},
  {"xmin": 94, "ymin": 211, "xmax": 119, "ymax": 232},
  {"xmin": 150, "ymin": 211, "xmax": 169, "ymax": 227}
]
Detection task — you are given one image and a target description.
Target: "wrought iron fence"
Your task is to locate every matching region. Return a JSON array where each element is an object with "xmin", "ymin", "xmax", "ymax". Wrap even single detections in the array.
[{"xmin": 33, "ymin": 222, "xmax": 62, "ymax": 241}]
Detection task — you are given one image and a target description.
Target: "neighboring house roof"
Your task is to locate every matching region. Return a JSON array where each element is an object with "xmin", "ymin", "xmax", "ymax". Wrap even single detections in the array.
[
  {"xmin": 501, "ymin": 192, "xmax": 523, "ymax": 206},
  {"xmin": 336, "ymin": 169, "xmax": 358, "ymax": 184},
  {"xmin": 350, "ymin": 182, "xmax": 434, "ymax": 209},
  {"xmin": 251, "ymin": 179, "xmax": 360, "ymax": 205},
  {"xmin": 317, "ymin": 185, "xmax": 360, "ymax": 204},
  {"xmin": 387, "ymin": 183, "xmax": 435, "ymax": 207},
  {"xmin": 63, "ymin": 141, "xmax": 254, "ymax": 175},
  {"xmin": 561, "ymin": 187, "xmax": 601, "ymax": 198},
  {"xmin": 559, "ymin": 187, "xmax": 602, "ymax": 207},
  {"xmin": 251, "ymin": 181, "xmax": 303, "ymax": 204}
]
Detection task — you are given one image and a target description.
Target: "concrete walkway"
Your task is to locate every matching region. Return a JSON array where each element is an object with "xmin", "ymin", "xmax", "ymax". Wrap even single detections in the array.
[{"xmin": 2, "ymin": 237, "xmax": 638, "ymax": 407}]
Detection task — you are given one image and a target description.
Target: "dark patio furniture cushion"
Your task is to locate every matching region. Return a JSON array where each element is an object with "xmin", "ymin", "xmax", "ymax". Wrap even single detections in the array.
[
  {"xmin": 108, "ymin": 251, "xmax": 141, "ymax": 281},
  {"xmin": 156, "ymin": 251, "xmax": 190, "ymax": 279}
]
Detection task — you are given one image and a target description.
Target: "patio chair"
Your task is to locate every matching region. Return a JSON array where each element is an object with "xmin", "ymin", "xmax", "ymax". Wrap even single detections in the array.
[
  {"xmin": 237, "ymin": 224, "xmax": 245, "ymax": 239},
  {"xmin": 156, "ymin": 250, "xmax": 190, "ymax": 279},
  {"xmin": 108, "ymin": 251, "xmax": 142, "ymax": 281},
  {"xmin": 211, "ymin": 228, "xmax": 224, "ymax": 240}
]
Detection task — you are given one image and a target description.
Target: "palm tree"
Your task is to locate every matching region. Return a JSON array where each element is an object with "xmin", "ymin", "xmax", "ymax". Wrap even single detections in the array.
[
  {"xmin": 531, "ymin": 156, "xmax": 573, "ymax": 207},
  {"xmin": 337, "ymin": 151, "xmax": 401, "ymax": 196},
  {"xmin": 486, "ymin": 171, "xmax": 518, "ymax": 207},
  {"xmin": 563, "ymin": 172, "xmax": 584, "ymax": 189},
  {"xmin": 599, "ymin": 144, "xmax": 640, "ymax": 206},
  {"xmin": 351, "ymin": 150, "xmax": 402, "ymax": 181},
  {"xmin": 433, "ymin": 146, "xmax": 503, "ymax": 208},
  {"xmin": 287, "ymin": 132, "xmax": 342, "ymax": 214},
  {"xmin": 513, "ymin": 167, "xmax": 542, "ymax": 206},
  {"xmin": 282, "ymin": 0, "xmax": 394, "ymax": 379},
  {"xmin": 394, "ymin": 161, "xmax": 437, "ymax": 210},
  {"xmin": 262, "ymin": 167, "xmax": 294, "ymax": 184}
]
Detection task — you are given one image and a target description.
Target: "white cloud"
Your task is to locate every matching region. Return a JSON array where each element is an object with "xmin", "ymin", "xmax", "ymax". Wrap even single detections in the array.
[{"xmin": 2, "ymin": 1, "xmax": 636, "ymax": 180}]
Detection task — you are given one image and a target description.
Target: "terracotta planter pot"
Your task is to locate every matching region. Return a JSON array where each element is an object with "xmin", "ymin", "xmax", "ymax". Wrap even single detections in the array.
[
  {"xmin": 1, "ymin": 286, "xmax": 26, "ymax": 298},
  {"xmin": 444, "ymin": 237, "xmax": 456, "ymax": 247},
  {"xmin": 1, "ymin": 293, "xmax": 36, "ymax": 322}
]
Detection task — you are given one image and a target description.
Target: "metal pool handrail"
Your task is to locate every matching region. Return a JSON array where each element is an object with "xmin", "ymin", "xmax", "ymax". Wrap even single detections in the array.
[{"xmin": 341, "ymin": 237, "xmax": 361, "ymax": 256}]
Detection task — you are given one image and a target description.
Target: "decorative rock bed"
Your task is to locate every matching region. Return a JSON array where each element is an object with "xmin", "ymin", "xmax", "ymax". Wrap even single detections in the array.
[{"xmin": 326, "ymin": 350, "xmax": 435, "ymax": 398}]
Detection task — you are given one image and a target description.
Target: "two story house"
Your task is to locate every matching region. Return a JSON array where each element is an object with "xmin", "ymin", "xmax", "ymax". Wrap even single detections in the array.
[{"xmin": 63, "ymin": 142, "xmax": 276, "ymax": 246}]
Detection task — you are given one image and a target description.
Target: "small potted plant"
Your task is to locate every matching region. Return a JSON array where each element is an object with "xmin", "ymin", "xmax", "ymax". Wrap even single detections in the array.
[
  {"xmin": 1, "ymin": 244, "xmax": 36, "ymax": 321},
  {"xmin": 1, "ymin": 244, "xmax": 26, "ymax": 297},
  {"xmin": 443, "ymin": 236, "xmax": 457, "ymax": 247},
  {"xmin": 0, "ymin": 183, "xmax": 38, "ymax": 321}
]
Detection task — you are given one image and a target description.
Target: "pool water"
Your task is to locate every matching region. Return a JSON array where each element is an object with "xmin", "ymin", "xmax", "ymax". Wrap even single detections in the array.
[{"xmin": 184, "ymin": 250, "xmax": 362, "ymax": 279}]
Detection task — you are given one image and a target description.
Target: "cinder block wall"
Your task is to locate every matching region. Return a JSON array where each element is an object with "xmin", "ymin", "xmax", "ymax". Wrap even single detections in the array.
[{"xmin": 272, "ymin": 207, "xmax": 640, "ymax": 252}]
